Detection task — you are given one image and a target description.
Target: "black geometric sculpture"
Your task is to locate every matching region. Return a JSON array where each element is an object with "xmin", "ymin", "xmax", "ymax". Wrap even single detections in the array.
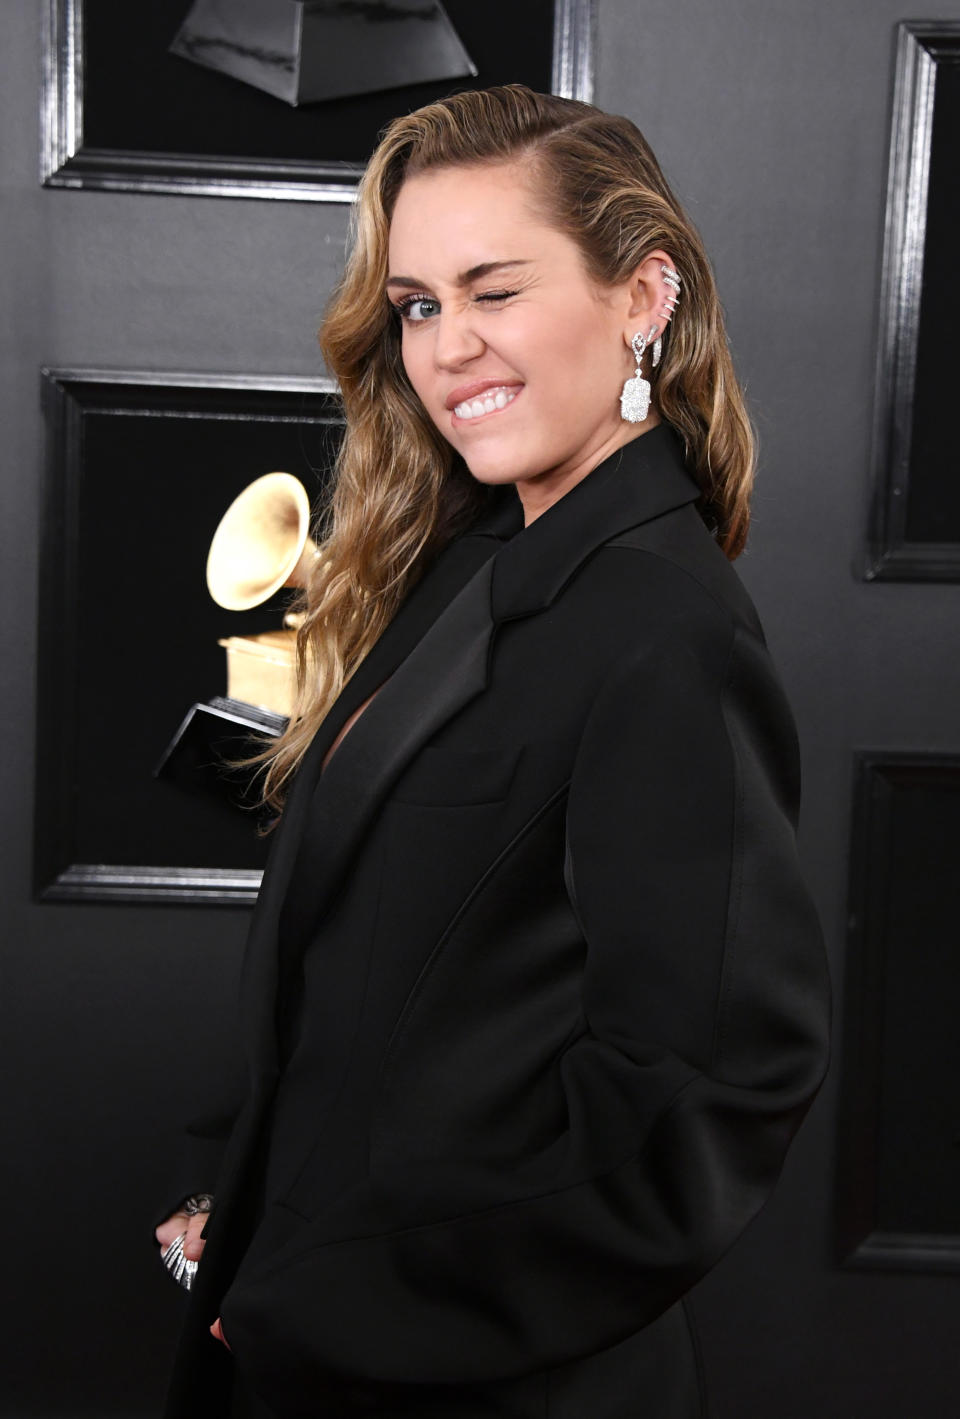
[{"xmin": 170, "ymin": 0, "xmax": 478, "ymax": 107}]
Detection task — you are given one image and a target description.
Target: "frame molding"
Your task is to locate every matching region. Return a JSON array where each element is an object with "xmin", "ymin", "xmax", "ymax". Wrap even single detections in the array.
[
  {"xmin": 865, "ymin": 22, "xmax": 960, "ymax": 580},
  {"xmin": 837, "ymin": 751, "xmax": 960, "ymax": 1271},
  {"xmin": 35, "ymin": 367, "xmax": 340, "ymax": 907},
  {"xmin": 41, "ymin": 0, "xmax": 596, "ymax": 202}
]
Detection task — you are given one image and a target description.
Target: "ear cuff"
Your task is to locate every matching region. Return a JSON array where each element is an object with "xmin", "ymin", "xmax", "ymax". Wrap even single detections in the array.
[{"xmin": 659, "ymin": 264, "xmax": 681, "ymax": 321}]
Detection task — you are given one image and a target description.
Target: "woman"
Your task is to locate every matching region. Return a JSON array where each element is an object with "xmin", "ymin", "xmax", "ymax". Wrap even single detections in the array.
[{"xmin": 157, "ymin": 85, "xmax": 830, "ymax": 1419}]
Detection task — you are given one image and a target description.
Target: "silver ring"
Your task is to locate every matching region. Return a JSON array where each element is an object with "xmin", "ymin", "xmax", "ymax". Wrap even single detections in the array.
[
  {"xmin": 160, "ymin": 1231, "xmax": 199, "ymax": 1291},
  {"xmin": 182, "ymin": 1193, "xmax": 214, "ymax": 1216}
]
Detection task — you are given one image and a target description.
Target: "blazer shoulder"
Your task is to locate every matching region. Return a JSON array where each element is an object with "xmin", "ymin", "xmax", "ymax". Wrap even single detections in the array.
[{"xmin": 604, "ymin": 502, "xmax": 765, "ymax": 642}]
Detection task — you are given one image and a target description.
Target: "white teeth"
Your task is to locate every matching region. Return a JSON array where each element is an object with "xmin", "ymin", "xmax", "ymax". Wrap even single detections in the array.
[{"xmin": 453, "ymin": 386, "xmax": 520, "ymax": 420}]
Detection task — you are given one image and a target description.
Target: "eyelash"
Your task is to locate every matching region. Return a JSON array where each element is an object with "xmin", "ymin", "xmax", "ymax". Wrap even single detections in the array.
[{"xmin": 391, "ymin": 289, "xmax": 520, "ymax": 322}]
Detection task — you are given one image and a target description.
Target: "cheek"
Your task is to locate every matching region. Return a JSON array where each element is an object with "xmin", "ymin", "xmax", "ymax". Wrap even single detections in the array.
[
  {"xmin": 400, "ymin": 333, "xmax": 430, "ymax": 403},
  {"xmin": 553, "ymin": 306, "xmax": 621, "ymax": 381},
  {"xmin": 554, "ymin": 330, "xmax": 621, "ymax": 406}
]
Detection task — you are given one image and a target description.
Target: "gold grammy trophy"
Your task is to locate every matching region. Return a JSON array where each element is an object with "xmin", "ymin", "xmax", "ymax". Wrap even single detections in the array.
[{"xmin": 206, "ymin": 472, "xmax": 319, "ymax": 719}]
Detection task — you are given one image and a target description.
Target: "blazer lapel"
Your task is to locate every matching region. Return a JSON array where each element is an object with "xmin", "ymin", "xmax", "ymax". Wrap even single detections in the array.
[
  {"xmin": 278, "ymin": 556, "xmax": 496, "ymax": 957},
  {"xmin": 239, "ymin": 529, "xmax": 508, "ymax": 1078}
]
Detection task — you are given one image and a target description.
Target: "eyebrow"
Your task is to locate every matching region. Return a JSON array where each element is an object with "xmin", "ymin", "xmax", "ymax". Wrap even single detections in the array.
[{"xmin": 385, "ymin": 259, "xmax": 532, "ymax": 289}]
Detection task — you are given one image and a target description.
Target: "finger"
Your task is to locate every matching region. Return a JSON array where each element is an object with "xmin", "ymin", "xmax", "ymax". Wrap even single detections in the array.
[
  {"xmin": 155, "ymin": 1213, "xmax": 190, "ymax": 1251},
  {"xmin": 210, "ymin": 1316, "xmax": 231, "ymax": 1350},
  {"xmin": 182, "ymin": 1212, "xmax": 208, "ymax": 1262}
]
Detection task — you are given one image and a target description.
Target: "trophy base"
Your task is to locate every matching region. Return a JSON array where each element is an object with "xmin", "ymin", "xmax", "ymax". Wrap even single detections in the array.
[
  {"xmin": 154, "ymin": 696, "xmax": 288, "ymax": 816},
  {"xmin": 218, "ymin": 629, "xmax": 298, "ymax": 718}
]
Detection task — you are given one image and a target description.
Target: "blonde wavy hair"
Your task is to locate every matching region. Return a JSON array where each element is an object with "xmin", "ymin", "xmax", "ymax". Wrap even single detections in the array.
[{"xmin": 260, "ymin": 84, "xmax": 755, "ymax": 812}]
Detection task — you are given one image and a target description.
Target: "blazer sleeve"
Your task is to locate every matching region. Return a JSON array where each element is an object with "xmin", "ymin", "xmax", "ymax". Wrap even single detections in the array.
[{"xmin": 220, "ymin": 598, "xmax": 831, "ymax": 1389}]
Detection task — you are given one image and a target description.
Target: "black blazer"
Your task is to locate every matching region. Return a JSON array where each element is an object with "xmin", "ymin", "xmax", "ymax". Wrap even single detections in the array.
[{"xmin": 164, "ymin": 424, "xmax": 830, "ymax": 1419}]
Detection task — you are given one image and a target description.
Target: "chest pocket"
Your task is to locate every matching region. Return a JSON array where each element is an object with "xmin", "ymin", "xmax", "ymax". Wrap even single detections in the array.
[{"xmin": 392, "ymin": 745, "xmax": 523, "ymax": 807}]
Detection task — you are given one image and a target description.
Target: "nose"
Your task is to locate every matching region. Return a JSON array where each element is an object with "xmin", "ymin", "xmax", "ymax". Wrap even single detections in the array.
[{"xmin": 432, "ymin": 306, "xmax": 485, "ymax": 370}]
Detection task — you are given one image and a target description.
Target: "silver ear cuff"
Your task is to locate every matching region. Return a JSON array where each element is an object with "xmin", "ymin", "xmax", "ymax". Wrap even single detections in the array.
[
  {"xmin": 649, "ymin": 266, "xmax": 681, "ymax": 362},
  {"xmin": 659, "ymin": 264, "xmax": 681, "ymax": 321}
]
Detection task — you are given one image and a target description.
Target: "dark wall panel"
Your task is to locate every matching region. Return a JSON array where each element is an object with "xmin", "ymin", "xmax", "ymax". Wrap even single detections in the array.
[
  {"xmin": 34, "ymin": 374, "xmax": 339, "ymax": 902},
  {"xmin": 838, "ymin": 755, "xmax": 960, "ymax": 1267},
  {"xmin": 907, "ymin": 53, "xmax": 960, "ymax": 543}
]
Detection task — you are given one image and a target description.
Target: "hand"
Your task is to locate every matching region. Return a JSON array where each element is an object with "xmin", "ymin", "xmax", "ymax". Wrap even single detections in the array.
[
  {"xmin": 155, "ymin": 1207, "xmax": 208, "ymax": 1266},
  {"xmin": 210, "ymin": 1316, "xmax": 232, "ymax": 1350}
]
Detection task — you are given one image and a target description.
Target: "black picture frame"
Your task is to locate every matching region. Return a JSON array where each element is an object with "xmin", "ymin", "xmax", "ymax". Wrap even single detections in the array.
[
  {"xmin": 865, "ymin": 22, "xmax": 960, "ymax": 581},
  {"xmin": 35, "ymin": 369, "xmax": 343, "ymax": 906},
  {"xmin": 836, "ymin": 752, "xmax": 960, "ymax": 1271},
  {"xmin": 41, "ymin": 0, "xmax": 595, "ymax": 202}
]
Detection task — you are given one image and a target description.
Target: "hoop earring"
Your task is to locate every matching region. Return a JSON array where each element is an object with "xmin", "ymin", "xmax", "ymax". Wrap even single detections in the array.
[{"xmin": 620, "ymin": 331, "xmax": 651, "ymax": 423}]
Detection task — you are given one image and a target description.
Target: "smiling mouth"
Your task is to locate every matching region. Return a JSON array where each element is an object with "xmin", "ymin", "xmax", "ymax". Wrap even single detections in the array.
[{"xmin": 452, "ymin": 386, "xmax": 522, "ymax": 422}]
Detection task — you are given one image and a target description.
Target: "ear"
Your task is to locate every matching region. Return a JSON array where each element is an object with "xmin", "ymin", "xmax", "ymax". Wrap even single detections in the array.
[{"xmin": 620, "ymin": 248, "xmax": 681, "ymax": 350}]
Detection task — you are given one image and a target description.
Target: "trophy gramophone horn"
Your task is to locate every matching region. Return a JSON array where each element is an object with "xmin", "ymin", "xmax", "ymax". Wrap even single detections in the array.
[{"xmin": 206, "ymin": 472, "xmax": 319, "ymax": 611}]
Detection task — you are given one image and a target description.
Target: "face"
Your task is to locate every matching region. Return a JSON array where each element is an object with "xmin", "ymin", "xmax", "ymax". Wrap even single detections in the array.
[{"xmin": 386, "ymin": 161, "xmax": 647, "ymax": 513}]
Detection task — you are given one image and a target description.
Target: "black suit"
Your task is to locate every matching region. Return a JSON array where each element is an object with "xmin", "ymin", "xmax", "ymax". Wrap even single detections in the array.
[{"xmin": 163, "ymin": 424, "xmax": 830, "ymax": 1419}]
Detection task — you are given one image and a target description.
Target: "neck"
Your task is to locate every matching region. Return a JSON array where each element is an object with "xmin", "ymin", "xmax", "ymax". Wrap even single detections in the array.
[{"xmin": 515, "ymin": 413, "xmax": 662, "ymax": 526}]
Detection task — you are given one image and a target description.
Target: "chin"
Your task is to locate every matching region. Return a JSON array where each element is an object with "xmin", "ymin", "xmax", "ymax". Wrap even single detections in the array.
[
  {"xmin": 454, "ymin": 433, "xmax": 552, "ymax": 489},
  {"xmin": 460, "ymin": 459, "xmax": 530, "ymax": 488}
]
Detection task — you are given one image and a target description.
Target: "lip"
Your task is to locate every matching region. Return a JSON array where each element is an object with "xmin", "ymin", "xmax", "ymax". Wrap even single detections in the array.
[{"xmin": 444, "ymin": 378, "xmax": 524, "ymax": 411}]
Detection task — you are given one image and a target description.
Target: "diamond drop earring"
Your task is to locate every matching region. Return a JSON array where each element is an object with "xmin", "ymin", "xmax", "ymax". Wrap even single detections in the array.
[{"xmin": 620, "ymin": 331, "xmax": 651, "ymax": 423}]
